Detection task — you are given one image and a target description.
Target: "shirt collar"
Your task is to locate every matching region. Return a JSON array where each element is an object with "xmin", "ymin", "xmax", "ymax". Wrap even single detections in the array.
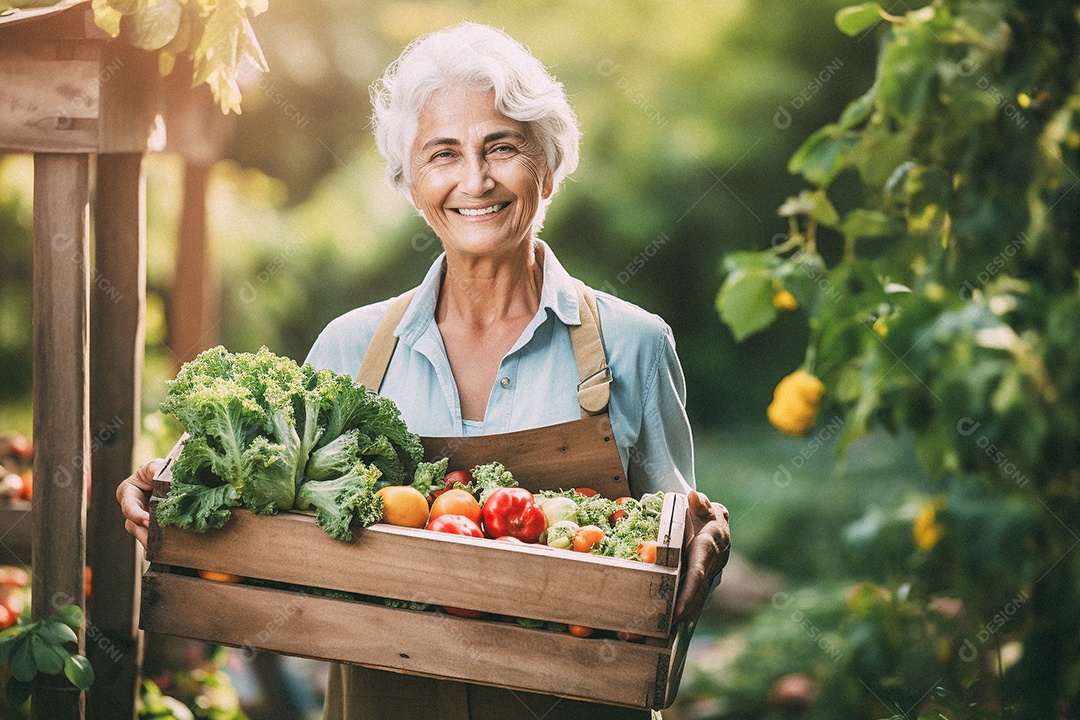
[{"xmin": 394, "ymin": 240, "xmax": 582, "ymax": 346}]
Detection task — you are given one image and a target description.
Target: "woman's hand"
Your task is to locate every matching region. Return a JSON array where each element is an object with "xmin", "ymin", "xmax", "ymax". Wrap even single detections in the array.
[
  {"xmin": 116, "ymin": 459, "xmax": 164, "ymax": 557},
  {"xmin": 673, "ymin": 490, "xmax": 731, "ymax": 625}
]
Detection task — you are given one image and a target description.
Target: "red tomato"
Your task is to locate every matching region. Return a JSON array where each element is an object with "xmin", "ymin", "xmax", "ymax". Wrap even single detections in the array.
[
  {"xmin": 573, "ymin": 525, "xmax": 606, "ymax": 553},
  {"xmin": 429, "ymin": 489, "xmax": 482, "ymax": 526},
  {"xmin": 616, "ymin": 630, "xmax": 644, "ymax": 642},
  {"xmin": 3, "ymin": 435, "xmax": 32, "ymax": 462},
  {"xmin": 609, "ymin": 496, "xmax": 635, "ymax": 527},
  {"xmin": 425, "ymin": 514, "xmax": 484, "ymax": 538},
  {"xmin": 567, "ymin": 624, "xmax": 595, "ymax": 637},
  {"xmin": 0, "ymin": 593, "xmax": 24, "ymax": 618},
  {"xmin": 573, "ymin": 487, "xmax": 599, "ymax": 497},
  {"xmin": 0, "ymin": 605, "xmax": 13, "ymax": 631},
  {"xmin": 636, "ymin": 540, "xmax": 658, "ymax": 564},
  {"xmin": 0, "ymin": 568, "xmax": 30, "ymax": 588},
  {"xmin": 18, "ymin": 470, "xmax": 31, "ymax": 501},
  {"xmin": 442, "ymin": 469, "xmax": 474, "ymax": 493},
  {"xmin": 480, "ymin": 488, "xmax": 547, "ymax": 542}
]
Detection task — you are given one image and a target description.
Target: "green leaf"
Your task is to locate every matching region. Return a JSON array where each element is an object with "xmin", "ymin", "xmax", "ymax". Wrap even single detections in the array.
[
  {"xmin": 64, "ymin": 653, "xmax": 95, "ymax": 691},
  {"xmin": 126, "ymin": 0, "xmax": 182, "ymax": 50},
  {"xmin": 716, "ymin": 268, "xmax": 778, "ymax": 341},
  {"xmin": 92, "ymin": 0, "xmax": 122, "ymax": 35},
  {"xmin": 837, "ymin": 86, "xmax": 876, "ymax": 130},
  {"xmin": 835, "ymin": 3, "xmax": 883, "ymax": 36},
  {"xmin": 0, "ymin": 635, "xmax": 16, "ymax": 664},
  {"xmin": 788, "ymin": 127, "xmax": 859, "ymax": 186},
  {"xmin": 841, "ymin": 209, "xmax": 897, "ymax": 238},
  {"xmin": 31, "ymin": 634, "xmax": 67, "ymax": 675},
  {"xmin": 10, "ymin": 636, "xmax": 37, "ymax": 682},
  {"xmin": 37, "ymin": 619, "xmax": 78, "ymax": 646},
  {"xmin": 54, "ymin": 604, "xmax": 83, "ymax": 631},
  {"xmin": 106, "ymin": 0, "xmax": 140, "ymax": 16},
  {"xmin": 5, "ymin": 677, "xmax": 30, "ymax": 709}
]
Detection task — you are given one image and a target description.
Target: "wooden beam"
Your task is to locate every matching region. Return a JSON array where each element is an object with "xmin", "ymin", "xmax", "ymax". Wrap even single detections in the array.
[
  {"xmin": 32, "ymin": 152, "xmax": 89, "ymax": 720},
  {"xmin": 168, "ymin": 161, "xmax": 218, "ymax": 370},
  {"xmin": 87, "ymin": 152, "xmax": 145, "ymax": 720}
]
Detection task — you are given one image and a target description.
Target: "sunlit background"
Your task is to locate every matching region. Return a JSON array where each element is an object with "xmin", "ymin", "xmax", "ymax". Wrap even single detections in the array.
[{"xmin": 0, "ymin": 1, "xmax": 971, "ymax": 718}]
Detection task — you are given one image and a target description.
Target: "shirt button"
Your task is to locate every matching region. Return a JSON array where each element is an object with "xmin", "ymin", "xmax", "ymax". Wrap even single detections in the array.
[{"xmin": 500, "ymin": 377, "xmax": 511, "ymax": 388}]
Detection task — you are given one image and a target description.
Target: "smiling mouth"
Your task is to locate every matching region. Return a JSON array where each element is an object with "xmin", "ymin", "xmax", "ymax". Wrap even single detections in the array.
[{"xmin": 453, "ymin": 202, "xmax": 509, "ymax": 217}]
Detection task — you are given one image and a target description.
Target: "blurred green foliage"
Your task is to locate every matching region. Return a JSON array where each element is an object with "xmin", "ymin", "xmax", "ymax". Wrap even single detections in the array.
[
  {"xmin": 715, "ymin": 0, "xmax": 1080, "ymax": 716},
  {"xmin": 0, "ymin": 0, "xmax": 878, "ymax": 433}
]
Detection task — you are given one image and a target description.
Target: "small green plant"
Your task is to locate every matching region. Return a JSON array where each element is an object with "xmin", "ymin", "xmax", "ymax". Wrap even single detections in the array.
[{"xmin": 0, "ymin": 604, "xmax": 93, "ymax": 707}]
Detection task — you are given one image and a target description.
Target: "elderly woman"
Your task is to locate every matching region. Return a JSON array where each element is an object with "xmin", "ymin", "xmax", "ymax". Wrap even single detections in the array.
[{"xmin": 119, "ymin": 21, "xmax": 729, "ymax": 720}]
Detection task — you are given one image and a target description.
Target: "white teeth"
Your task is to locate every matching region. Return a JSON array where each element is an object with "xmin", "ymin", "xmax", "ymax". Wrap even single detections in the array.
[{"xmin": 457, "ymin": 203, "xmax": 508, "ymax": 216}]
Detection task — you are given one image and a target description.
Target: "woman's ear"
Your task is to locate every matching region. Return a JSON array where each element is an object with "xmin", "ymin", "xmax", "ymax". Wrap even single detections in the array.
[{"xmin": 541, "ymin": 172, "xmax": 553, "ymax": 200}]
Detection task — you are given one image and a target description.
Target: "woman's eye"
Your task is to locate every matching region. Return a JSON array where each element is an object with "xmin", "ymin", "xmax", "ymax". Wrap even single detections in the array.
[{"xmin": 489, "ymin": 144, "xmax": 517, "ymax": 155}]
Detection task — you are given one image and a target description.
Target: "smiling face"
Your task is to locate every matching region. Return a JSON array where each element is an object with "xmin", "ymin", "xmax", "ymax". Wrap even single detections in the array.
[{"xmin": 408, "ymin": 87, "xmax": 553, "ymax": 260}]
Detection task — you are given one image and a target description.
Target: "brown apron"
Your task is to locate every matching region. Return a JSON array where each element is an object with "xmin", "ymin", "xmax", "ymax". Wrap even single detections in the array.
[{"xmin": 323, "ymin": 282, "xmax": 656, "ymax": 720}]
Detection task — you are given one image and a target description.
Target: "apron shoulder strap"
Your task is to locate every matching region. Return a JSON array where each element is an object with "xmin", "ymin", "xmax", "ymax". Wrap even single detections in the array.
[
  {"xmin": 354, "ymin": 281, "xmax": 611, "ymax": 417},
  {"xmin": 355, "ymin": 288, "xmax": 417, "ymax": 392},
  {"xmin": 569, "ymin": 280, "xmax": 611, "ymax": 417}
]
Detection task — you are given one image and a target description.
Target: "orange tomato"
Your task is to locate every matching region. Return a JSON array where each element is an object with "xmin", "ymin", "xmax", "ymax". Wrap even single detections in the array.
[
  {"xmin": 636, "ymin": 540, "xmax": 657, "ymax": 564},
  {"xmin": 85, "ymin": 566, "xmax": 92, "ymax": 598},
  {"xmin": 616, "ymin": 630, "xmax": 644, "ymax": 642},
  {"xmin": 572, "ymin": 525, "xmax": 606, "ymax": 553},
  {"xmin": 443, "ymin": 606, "xmax": 485, "ymax": 618},
  {"xmin": 567, "ymin": 624, "xmax": 594, "ymax": 637},
  {"xmin": 0, "ymin": 604, "xmax": 13, "ymax": 630},
  {"xmin": 376, "ymin": 486, "xmax": 430, "ymax": 528},
  {"xmin": 429, "ymin": 489, "xmax": 482, "ymax": 526},
  {"xmin": 197, "ymin": 570, "xmax": 244, "ymax": 583}
]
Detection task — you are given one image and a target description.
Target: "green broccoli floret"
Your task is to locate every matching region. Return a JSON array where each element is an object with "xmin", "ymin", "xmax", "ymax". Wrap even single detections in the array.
[
  {"xmin": 155, "ymin": 479, "xmax": 242, "ymax": 533},
  {"xmin": 159, "ymin": 346, "xmax": 422, "ymax": 541},
  {"xmin": 312, "ymin": 373, "xmax": 422, "ymax": 485},
  {"xmin": 304, "ymin": 429, "xmax": 364, "ymax": 484},
  {"xmin": 296, "ymin": 464, "xmax": 384, "ymax": 541},
  {"xmin": 471, "ymin": 461, "xmax": 518, "ymax": 504},
  {"xmin": 410, "ymin": 458, "xmax": 449, "ymax": 497},
  {"xmin": 598, "ymin": 492, "xmax": 665, "ymax": 561}
]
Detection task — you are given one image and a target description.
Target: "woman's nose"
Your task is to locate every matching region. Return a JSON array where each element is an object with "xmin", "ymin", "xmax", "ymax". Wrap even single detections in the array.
[{"xmin": 460, "ymin": 155, "xmax": 495, "ymax": 195}]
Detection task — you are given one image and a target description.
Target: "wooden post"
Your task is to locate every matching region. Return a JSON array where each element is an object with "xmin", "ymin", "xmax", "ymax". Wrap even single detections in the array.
[
  {"xmin": 87, "ymin": 152, "xmax": 145, "ymax": 720},
  {"xmin": 31, "ymin": 152, "xmax": 90, "ymax": 720},
  {"xmin": 168, "ymin": 162, "xmax": 218, "ymax": 370}
]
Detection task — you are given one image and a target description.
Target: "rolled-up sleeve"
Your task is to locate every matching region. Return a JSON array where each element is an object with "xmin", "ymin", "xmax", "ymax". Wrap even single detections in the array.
[{"xmin": 626, "ymin": 324, "xmax": 695, "ymax": 497}]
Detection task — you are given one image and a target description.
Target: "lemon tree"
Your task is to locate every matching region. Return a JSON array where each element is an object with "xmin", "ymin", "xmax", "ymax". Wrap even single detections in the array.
[{"xmin": 717, "ymin": 1, "xmax": 1080, "ymax": 715}]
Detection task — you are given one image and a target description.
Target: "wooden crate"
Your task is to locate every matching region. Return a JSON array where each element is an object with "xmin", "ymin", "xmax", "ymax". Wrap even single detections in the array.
[{"xmin": 139, "ymin": 436, "xmax": 694, "ymax": 709}]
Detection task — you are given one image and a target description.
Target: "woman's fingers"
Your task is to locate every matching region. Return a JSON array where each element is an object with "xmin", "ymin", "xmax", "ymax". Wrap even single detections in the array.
[
  {"xmin": 117, "ymin": 458, "xmax": 164, "ymax": 528},
  {"xmin": 673, "ymin": 491, "xmax": 731, "ymax": 624}
]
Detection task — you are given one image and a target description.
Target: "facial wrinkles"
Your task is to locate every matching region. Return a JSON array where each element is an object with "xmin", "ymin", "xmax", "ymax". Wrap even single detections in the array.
[{"xmin": 408, "ymin": 89, "xmax": 552, "ymax": 250}]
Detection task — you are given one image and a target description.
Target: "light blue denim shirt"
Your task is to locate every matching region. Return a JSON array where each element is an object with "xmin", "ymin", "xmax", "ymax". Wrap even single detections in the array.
[{"xmin": 304, "ymin": 242, "xmax": 695, "ymax": 497}]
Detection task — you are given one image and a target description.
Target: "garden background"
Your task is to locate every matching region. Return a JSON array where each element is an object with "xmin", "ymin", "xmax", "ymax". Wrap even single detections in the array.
[{"xmin": 1, "ymin": 0, "xmax": 1077, "ymax": 717}]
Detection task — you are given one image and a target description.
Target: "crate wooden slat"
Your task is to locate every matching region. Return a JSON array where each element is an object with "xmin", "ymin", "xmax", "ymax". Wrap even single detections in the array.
[
  {"xmin": 141, "ymin": 436, "xmax": 694, "ymax": 708},
  {"xmin": 141, "ymin": 570, "xmax": 687, "ymax": 709},
  {"xmin": 421, "ymin": 415, "xmax": 631, "ymax": 499},
  {"xmin": 148, "ymin": 504, "xmax": 678, "ymax": 637}
]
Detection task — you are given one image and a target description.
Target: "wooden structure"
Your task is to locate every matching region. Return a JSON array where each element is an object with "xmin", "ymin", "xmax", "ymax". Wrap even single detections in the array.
[
  {"xmin": 141, "ymin": 435, "xmax": 695, "ymax": 710},
  {"xmin": 0, "ymin": 2, "xmax": 164, "ymax": 717}
]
